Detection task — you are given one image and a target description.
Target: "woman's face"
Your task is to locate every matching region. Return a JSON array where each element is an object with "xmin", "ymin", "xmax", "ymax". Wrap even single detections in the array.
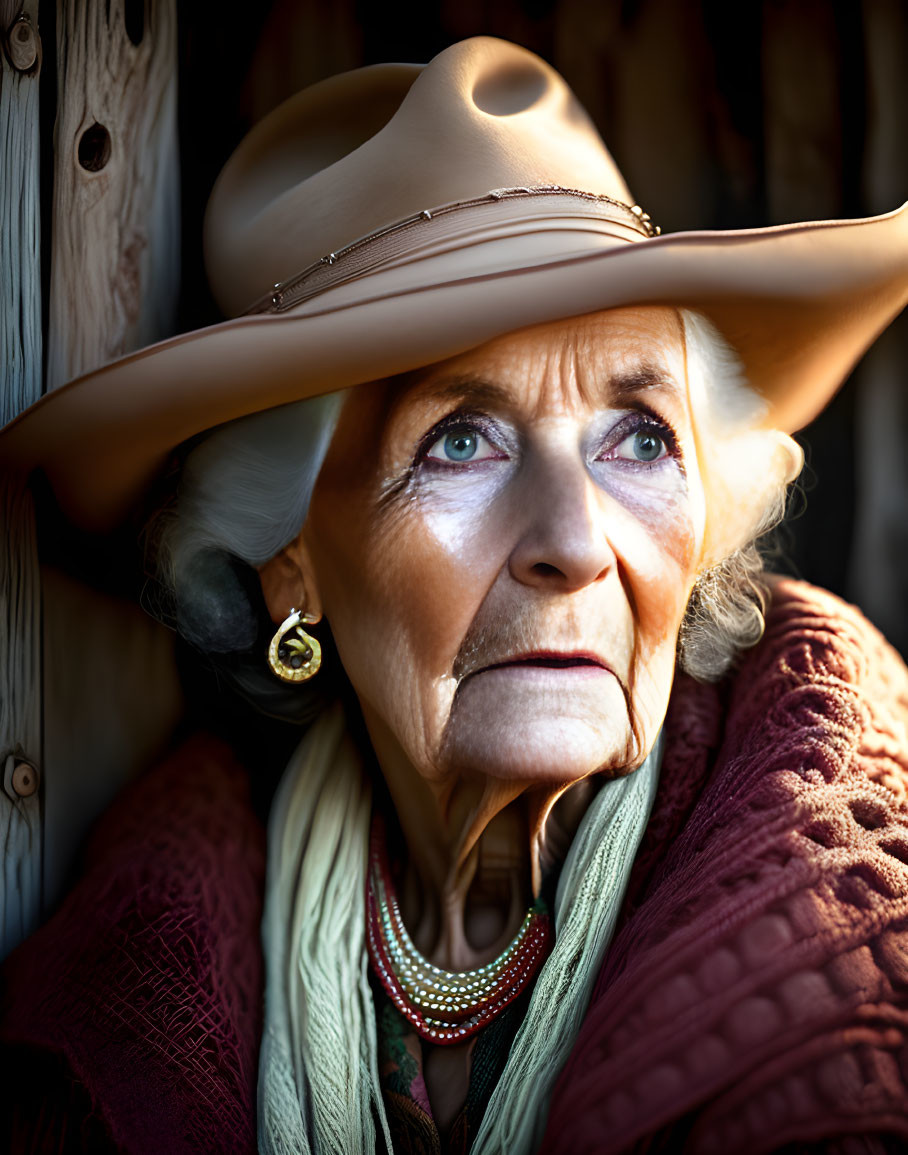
[{"xmin": 298, "ymin": 307, "xmax": 706, "ymax": 788}]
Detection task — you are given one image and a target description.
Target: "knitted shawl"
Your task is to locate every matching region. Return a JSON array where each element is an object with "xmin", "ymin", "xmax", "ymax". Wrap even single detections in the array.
[
  {"xmin": 2, "ymin": 578, "xmax": 908, "ymax": 1153},
  {"xmin": 540, "ymin": 578, "xmax": 908, "ymax": 1154}
]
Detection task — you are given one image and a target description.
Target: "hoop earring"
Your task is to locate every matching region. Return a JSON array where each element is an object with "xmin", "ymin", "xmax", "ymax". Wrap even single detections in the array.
[{"xmin": 267, "ymin": 608, "xmax": 322, "ymax": 683}]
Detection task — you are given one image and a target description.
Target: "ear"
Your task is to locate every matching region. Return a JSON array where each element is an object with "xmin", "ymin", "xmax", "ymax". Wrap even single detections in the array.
[{"xmin": 257, "ymin": 532, "xmax": 324, "ymax": 625}]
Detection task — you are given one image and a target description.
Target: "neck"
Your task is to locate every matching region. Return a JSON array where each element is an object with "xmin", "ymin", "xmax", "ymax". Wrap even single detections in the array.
[{"xmin": 364, "ymin": 709, "xmax": 597, "ymax": 971}]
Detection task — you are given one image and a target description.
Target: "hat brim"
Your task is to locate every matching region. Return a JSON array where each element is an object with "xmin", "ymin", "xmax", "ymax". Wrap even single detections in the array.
[{"xmin": 2, "ymin": 202, "xmax": 906, "ymax": 533}]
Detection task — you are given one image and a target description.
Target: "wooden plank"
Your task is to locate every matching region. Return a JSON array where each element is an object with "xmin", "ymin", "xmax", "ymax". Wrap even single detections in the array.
[
  {"xmin": 552, "ymin": 0, "xmax": 713, "ymax": 234},
  {"xmin": 0, "ymin": 478, "xmax": 42, "ymax": 957},
  {"xmin": 2, "ymin": 0, "xmax": 183, "ymax": 958},
  {"xmin": 0, "ymin": 0, "xmax": 43, "ymax": 961},
  {"xmin": 762, "ymin": 0, "xmax": 842, "ymax": 223},
  {"xmin": 847, "ymin": 0, "xmax": 908, "ymax": 653},
  {"xmin": 46, "ymin": 0, "xmax": 179, "ymax": 389},
  {"xmin": 761, "ymin": 1, "xmax": 858, "ymax": 604},
  {"xmin": 0, "ymin": 0, "xmax": 42, "ymax": 424},
  {"xmin": 243, "ymin": 0, "xmax": 361, "ymax": 122},
  {"xmin": 36, "ymin": 0, "xmax": 184, "ymax": 916},
  {"xmin": 41, "ymin": 565, "xmax": 184, "ymax": 912}
]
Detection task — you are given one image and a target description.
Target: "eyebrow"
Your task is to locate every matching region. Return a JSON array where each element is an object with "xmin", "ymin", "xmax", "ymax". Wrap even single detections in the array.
[
  {"xmin": 412, "ymin": 365, "xmax": 681, "ymax": 408},
  {"xmin": 610, "ymin": 365, "xmax": 680, "ymax": 399},
  {"xmin": 414, "ymin": 374, "xmax": 513, "ymax": 407}
]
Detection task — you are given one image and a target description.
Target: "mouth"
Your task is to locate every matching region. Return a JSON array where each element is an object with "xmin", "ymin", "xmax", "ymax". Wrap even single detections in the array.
[{"xmin": 479, "ymin": 651, "xmax": 611, "ymax": 674}]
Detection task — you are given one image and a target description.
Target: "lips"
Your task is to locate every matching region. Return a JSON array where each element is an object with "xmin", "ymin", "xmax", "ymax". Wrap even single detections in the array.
[{"xmin": 479, "ymin": 651, "xmax": 610, "ymax": 674}]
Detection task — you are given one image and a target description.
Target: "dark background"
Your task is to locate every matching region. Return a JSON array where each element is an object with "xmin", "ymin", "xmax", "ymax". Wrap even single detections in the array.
[{"xmin": 170, "ymin": 0, "xmax": 907, "ymax": 651}]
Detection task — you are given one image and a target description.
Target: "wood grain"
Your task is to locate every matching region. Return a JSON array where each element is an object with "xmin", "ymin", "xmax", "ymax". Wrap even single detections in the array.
[
  {"xmin": 0, "ymin": 478, "xmax": 42, "ymax": 959},
  {"xmin": 848, "ymin": 0, "xmax": 908, "ymax": 653},
  {"xmin": 46, "ymin": 0, "xmax": 179, "ymax": 389},
  {"xmin": 41, "ymin": 565, "xmax": 184, "ymax": 912},
  {"xmin": 0, "ymin": 0, "xmax": 41, "ymax": 425},
  {"xmin": 0, "ymin": 0, "xmax": 43, "ymax": 962}
]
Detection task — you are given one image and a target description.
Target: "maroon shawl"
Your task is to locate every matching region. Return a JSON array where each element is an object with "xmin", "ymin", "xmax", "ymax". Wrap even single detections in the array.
[
  {"xmin": 541, "ymin": 579, "xmax": 908, "ymax": 1153},
  {"xmin": 3, "ymin": 578, "xmax": 908, "ymax": 1153}
]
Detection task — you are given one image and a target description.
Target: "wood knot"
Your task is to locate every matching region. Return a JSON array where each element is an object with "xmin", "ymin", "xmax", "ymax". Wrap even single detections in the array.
[
  {"xmin": 11, "ymin": 760, "xmax": 38, "ymax": 798},
  {"xmin": 78, "ymin": 122, "xmax": 111, "ymax": 172},
  {"xmin": 5, "ymin": 14, "xmax": 39, "ymax": 73}
]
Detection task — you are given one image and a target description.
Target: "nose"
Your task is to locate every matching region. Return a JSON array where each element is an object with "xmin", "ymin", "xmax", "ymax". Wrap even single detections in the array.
[{"xmin": 508, "ymin": 444, "xmax": 616, "ymax": 592}]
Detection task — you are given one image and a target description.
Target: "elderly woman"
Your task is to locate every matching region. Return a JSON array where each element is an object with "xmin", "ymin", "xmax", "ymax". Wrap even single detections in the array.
[{"xmin": 2, "ymin": 36, "xmax": 908, "ymax": 1155}]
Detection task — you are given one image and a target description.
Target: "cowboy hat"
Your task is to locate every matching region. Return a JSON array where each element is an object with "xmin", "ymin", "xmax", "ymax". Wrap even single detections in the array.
[{"xmin": 2, "ymin": 35, "xmax": 906, "ymax": 533}]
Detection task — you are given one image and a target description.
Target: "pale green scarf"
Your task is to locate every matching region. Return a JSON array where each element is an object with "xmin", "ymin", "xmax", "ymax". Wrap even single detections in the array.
[{"xmin": 258, "ymin": 704, "xmax": 662, "ymax": 1154}]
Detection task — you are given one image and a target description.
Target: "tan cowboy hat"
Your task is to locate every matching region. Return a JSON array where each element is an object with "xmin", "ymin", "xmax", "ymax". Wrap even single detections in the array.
[{"xmin": 2, "ymin": 35, "xmax": 906, "ymax": 533}]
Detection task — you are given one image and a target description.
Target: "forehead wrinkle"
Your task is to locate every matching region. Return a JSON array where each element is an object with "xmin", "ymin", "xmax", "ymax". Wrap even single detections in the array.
[
  {"xmin": 540, "ymin": 339, "xmax": 585, "ymax": 416},
  {"xmin": 382, "ymin": 338, "xmax": 688, "ymax": 432},
  {"xmin": 412, "ymin": 360, "xmax": 686, "ymax": 421}
]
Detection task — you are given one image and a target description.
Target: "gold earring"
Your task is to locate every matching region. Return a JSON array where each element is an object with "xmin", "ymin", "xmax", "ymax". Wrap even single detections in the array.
[{"xmin": 267, "ymin": 608, "xmax": 322, "ymax": 683}]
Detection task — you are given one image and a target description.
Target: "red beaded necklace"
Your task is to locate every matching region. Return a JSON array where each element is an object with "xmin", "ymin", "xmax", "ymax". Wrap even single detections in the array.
[{"xmin": 366, "ymin": 815, "xmax": 552, "ymax": 1045}]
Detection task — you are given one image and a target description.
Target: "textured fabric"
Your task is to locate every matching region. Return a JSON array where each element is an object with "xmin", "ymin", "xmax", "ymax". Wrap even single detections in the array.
[
  {"xmin": 258, "ymin": 704, "xmax": 390, "ymax": 1155},
  {"xmin": 368, "ymin": 744, "xmax": 662, "ymax": 1155},
  {"xmin": 540, "ymin": 578, "xmax": 908, "ymax": 1153},
  {"xmin": 0, "ymin": 733, "xmax": 266, "ymax": 1155},
  {"xmin": 374, "ymin": 983, "xmax": 532, "ymax": 1155},
  {"xmin": 472, "ymin": 734, "xmax": 662, "ymax": 1154},
  {"xmin": 258, "ymin": 704, "xmax": 660, "ymax": 1155},
  {"xmin": 2, "ymin": 578, "xmax": 908, "ymax": 1154}
]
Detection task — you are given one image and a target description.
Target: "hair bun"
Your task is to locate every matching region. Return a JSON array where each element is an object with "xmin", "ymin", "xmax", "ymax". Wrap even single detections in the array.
[{"xmin": 175, "ymin": 549, "xmax": 262, "ymax": 654}]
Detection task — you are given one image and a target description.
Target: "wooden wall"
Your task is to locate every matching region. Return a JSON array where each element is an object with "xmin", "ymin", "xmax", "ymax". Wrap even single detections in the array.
[
  {"xmin": 1, "ymin": 0, "xmax": 47, "ymax": 957},
  {"xmin": 0, "ymin": 0, "xmax": 184, "ymax": 961}
]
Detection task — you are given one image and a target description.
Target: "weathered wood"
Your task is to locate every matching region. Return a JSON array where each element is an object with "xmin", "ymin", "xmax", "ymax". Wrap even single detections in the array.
[
  {"xmin": 553, "ymin": 0, "xmax": 714, "ymax": 234},
  {"xmin": 0, "ymin": 0, "xmax": 43, "ymax": 962},
  {"xmin": 0, "ymin": 0, "xmax": 42, "ymax": 424},
  {"xmin": 0, "ymin": 478, "xmax": 42, "ymax": 957},
  {"xmin": 243, "ymin": 0, "xmax": 361, "ymax": 122},
  {"xmin": 762, "ymin": 0, "xmax": 842, "ymax": 223},
  {"xmin": 5, "ymin": 9, "xmax": 37, "ymax": 70},
  {"xmin": 34, "ymin": 0, "xmax": 184, "ymax": 919},
  {"xmin": 46, "ymin": 0, "xmax": 179, "ymax": 389},
  {"xmin": 2, "ymin": 0, "xmax": 184, "ymax": 958},
  {"xmin": 41, "ymin": 565, "xmax": 184, "ymax": 911},
  {"xmin": 36, "ymin": 0, "xmax": 184, "ymax": 920}
]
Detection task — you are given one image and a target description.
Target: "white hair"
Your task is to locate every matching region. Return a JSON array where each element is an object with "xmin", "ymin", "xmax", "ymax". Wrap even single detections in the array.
[
  {"xmin": 675, "ymin": 310, "xmax": 790, "ymax": 679},
  {"xmin": 148, "ymin": 310, "xmax": 794, "ymax": 716},
  {"xmin": 154, "ymin": 391, "xmax": 345, "ymax": 645},
  {"xmin": 147, "ymin": 391, "xmax": 345, "ymax": 719}
]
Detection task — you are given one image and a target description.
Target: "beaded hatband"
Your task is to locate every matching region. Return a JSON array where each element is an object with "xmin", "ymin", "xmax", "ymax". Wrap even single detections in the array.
[{"xmin": 366, "ymin": 816, "xmax": 552, "ymax": 1045}]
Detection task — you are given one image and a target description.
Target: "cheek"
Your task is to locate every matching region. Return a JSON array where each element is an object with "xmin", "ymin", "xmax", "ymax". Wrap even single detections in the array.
[
  {"xmin": 307, "ymin": 483, "xmax": 509, "ymax": 724},
  {"xmin": 607, "ymin": 477, "xmax": 699, "ymax": 642},
  {"xmin": 609, "ymin": 487, "xmax": 700, "ymax": 731},
  {"xmin": 632, "ymin": 514, "xmax": 696, "ymax": 651},
  {"xmin": 370, "ymin": 473, "xmax": 515, "ymax": 668},
  {"xmin": 603, "ymin": 464, "xmax": 698, "ymax": 561},
  {"xmin": 627, "ymin": 557, "xmax": 692, "ymax": 730}
]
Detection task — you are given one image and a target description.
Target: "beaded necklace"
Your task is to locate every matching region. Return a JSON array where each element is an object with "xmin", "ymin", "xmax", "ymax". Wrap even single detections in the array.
[{"xmin": 366, "ymin": 815, "xmax": 552, "ymax": 1045}]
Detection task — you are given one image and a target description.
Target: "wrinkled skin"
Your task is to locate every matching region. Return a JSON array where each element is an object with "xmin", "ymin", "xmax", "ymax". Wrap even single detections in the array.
[
  {"xmin": 259, "ymin": 305, "xmax": 780, "ymax": 1121},
  {"xmin": 262, "ymin": 306, "xmax": 706, "ymax": 949}
]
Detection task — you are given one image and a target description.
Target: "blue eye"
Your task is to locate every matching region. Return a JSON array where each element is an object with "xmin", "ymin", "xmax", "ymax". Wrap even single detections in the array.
[
  {"xmin": 629, "ymin": 429, "xmax": 665, "ymax": 461},
  {"xmin": 425, "ymin": 424, "xmax": 500, "ymax": 464},
  {"xmin": 442, "ymin": 430, "xmax": 478, "ymax": 460},
  {"xmin": 612, "ymin": 424, "xmax": 670, "ymax": 464}
]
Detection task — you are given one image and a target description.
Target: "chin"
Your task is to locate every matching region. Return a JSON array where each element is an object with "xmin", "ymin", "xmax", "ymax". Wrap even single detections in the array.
[{"xmin": 440, "ymin": 672, "xmax": 640, "ymax": 782}]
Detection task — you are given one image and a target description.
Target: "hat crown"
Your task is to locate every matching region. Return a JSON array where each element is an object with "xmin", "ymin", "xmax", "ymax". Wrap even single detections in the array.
[{"xmin": 204, "ymin": 37, "xmax": 633, "ymax": 317}]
